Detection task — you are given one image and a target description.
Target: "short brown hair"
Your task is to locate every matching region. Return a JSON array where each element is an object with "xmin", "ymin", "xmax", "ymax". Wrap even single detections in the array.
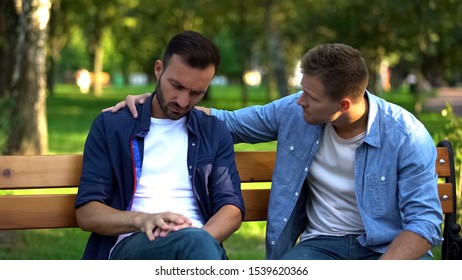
[
  {"xmin": 162, "ymin": 30, "xmax": 220, "ymax": 72},
  {"xmin": 300, "ymin": 43, "xmax": 368, "ymax": 102}
]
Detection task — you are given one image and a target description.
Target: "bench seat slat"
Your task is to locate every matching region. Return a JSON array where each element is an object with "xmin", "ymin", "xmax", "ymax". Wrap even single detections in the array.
[
  {"xmin": 0, "ymin": 194, "xmax": 78, "ymax": 229},
  {"xmin": 0, "ymin": 189, "xmax": 272, "ymax": 230},
  {"xmin": 242, "ymin": 189, "xmax": 270, "ymax": 221},
  {"xmin": 0, "ymin": 182, "xmax": 450, "ymax": 229}
]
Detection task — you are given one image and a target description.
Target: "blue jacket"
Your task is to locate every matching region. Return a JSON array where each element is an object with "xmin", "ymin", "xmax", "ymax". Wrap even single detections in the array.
[
  {"xmin": 212, "ymin": 91, "xmax": 443, "ymax": 259},
  {"xmin": 75, "ymin": 94, "xmax": 244, "ymax": 259}
]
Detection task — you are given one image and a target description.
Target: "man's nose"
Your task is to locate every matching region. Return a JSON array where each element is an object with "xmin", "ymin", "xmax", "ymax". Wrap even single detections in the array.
[{"xmin": 176, "ymin": 91, "xmax": 190, "ymax": 108}]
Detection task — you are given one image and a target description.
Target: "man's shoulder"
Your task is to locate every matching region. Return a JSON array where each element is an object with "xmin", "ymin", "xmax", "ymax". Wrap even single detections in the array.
[
  {"xmin": 370, "ymin": 93, "xmax": 429, "ymax": 138},
  {"xmin": 90, "ymin": 106, "xmax": 146, "ymax": 137},
  {"xmin": 98, "ymin": 108, "xmax": 136, "ymax": 125},
  {"xmin": 370, "ymin": 93, "xmax": 417, "ymax": 121},
  {"xmin": 191, "ymin": 108, "xmax": 222, "ymax": 123},
  {"xmin": 190, "ymin": 108, "xmax": 228, "ymax": 132}
]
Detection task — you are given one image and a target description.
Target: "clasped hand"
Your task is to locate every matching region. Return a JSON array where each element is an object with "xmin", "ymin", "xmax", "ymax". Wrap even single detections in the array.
[{"xmin": 135, "ymin": 211, "xmax": 194, "ymax": 241}]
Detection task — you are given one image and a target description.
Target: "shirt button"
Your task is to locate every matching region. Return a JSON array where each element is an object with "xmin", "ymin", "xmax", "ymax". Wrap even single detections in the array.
[
  {"xmin": 189, "ymin": 166, "xmax": 192, "ymax": 169},
  {"xmin": 316, "ymin": 140, "xmax": 319, "ymax": 145},
  {"xmin": 289, "ymin": 146, "xmax": 294, "ymax": 151},
  {"xmin": 295, "ymin": 192, "xmax": 299, "ymax": 197},
  {"xmin": 189, "ymin": 175, "xmax": 192, "ymax": 179},
  {"xmin": 271, "ymin": 241, "xmax": 275, "ymax": 246},
  {"xmin": 283, "ymin": 218, "xmax": 288, "ymax": 223},
  {"xmin": 304, "ymin": 167, "xmax": 308, "ymax": 172},
  {"xmin": 192, "ymin": 143, "xmax": 196, "ymax": 146},
  {"xmin": 381, "ymin": 176, "xmax": 385, "ymax": 181}
]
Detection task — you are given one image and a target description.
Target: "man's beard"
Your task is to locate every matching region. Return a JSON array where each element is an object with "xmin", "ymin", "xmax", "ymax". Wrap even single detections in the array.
[{"xmin": 154, "ymin": 78, "xmax": 188, "ymax": 120}]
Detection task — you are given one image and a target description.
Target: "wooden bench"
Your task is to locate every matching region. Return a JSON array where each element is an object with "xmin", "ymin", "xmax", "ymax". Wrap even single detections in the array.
[{"xmin": 0, "ymin": 140, "xmax": 461, "ymax": 259}]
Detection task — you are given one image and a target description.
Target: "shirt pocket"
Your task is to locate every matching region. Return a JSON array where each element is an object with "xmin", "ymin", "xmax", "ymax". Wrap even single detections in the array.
[
  {"xmin": 273, "ymin": 144, "xmax": 303, "ymax": 185},
  {"xmin": 367, "ymin": 172, "xmax": 398, "ymax": 217}
]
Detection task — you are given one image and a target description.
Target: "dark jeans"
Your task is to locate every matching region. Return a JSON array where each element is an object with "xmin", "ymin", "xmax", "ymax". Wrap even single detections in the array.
[
  {"xmin": 281, "ymin": 235, "xmax": 380, "ymax": 260},
  {"xmin": 282, "ymin": 235, "xmax": 382, "ymax": 260},
  {"xmin": 110, "ymin": 227, "xmax": 227, "ymax": 260},
  {"xmin": 281, "ymin": 235, "xmax": 433, "ymax": 260}
]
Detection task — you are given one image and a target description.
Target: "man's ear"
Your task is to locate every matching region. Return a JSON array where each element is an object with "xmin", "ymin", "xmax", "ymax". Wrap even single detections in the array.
[
  {"xmin": 339, "ymin": 98, "xmax": 351, "ymax": 113},
  {"xmin": 154, "ymin": 60, "xmax": 163, "ymax": 81}
]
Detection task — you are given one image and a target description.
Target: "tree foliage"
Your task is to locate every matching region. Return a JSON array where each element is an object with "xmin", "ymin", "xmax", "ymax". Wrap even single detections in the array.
[
  {"xmin": 1, "ymin": 0, "xmax": 461, "ymax": 154},
  {"xmin": 47, "ymin": 0, "xmax": 462, "ymax": 93}
]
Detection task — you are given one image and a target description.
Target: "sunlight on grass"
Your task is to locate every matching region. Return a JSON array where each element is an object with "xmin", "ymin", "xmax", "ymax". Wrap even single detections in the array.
[
  {"xmin": 0, "ymin": 229, "xmax": 89, "ymax": 260},
  {"xmin": 48, "ymin": 132, "xmax": 89, "ymax": 154},
  {"xmin": 235, "ymin": 221, "xmax": 266, "ymax": 238},
  {"xmin": 224, "ymin": 222, "xmax": 266, "ymax": 260}
]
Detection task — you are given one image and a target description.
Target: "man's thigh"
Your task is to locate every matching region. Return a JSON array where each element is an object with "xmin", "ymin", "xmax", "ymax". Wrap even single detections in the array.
[
  {"xmin": 110, "ymin": 227, "xmax": 226, "ymax": 260},
  {"xmin": 281, "ymin": 235, "xmax": 381, "ymax": 260}
]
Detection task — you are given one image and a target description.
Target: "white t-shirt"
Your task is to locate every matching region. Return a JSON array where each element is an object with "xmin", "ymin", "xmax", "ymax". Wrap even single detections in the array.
[
  {"xmin": 113, "ymin": 117, "xmax": 204, "ymax": 247},
  {"xmin": 300, "ymin": 123, "xmax": 365, "ymax": 242}
]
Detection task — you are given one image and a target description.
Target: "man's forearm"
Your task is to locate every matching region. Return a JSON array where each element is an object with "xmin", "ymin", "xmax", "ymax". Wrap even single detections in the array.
[
  {"xmin": 76, "ymin": 201, "xmax": 193, "ymax": 240},
  {"xmin": 379, "ymin": 230, "xmax": 432, "ymax": 260},
  {"xmin": 202, "ymin": 205, "xmax": 242, "ymax": 243},
  {"xmin": 76, "ymin": 201, "xmax": 144, "ymax": 236}
]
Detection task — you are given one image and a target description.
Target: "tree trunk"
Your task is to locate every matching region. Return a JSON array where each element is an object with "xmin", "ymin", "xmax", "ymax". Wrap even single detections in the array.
[
  {"xmin": 3, "ymin": 0, "xmax": 50, "ymax": 155},
  {"xmin": 263, "ymin": 0, "xmax": 289, "ymax": 98},
  {"xmin": 0, "ymin": 1, "xmax": 11, "ymax": 99},
  {"xmin": 46, "ymin": 0, "xmax": 58, "ymax": 97},
  {"xmin": 240, "ymin": 77, "xmax": 248, "ymax": 107},
  {"xmin": 236, "ymin": 0, "xmax": 250, "ymax": 106},
  {"xmin": 46, "ymin": 0, "xmax": 70, "ymax": 97},
  {"xmin": 92, "ymin": 40, "xmax": 104, "ymax": 96},
  {"xmin": 46, "ymin": 55, "xmax": 56, "ymax": 97}
]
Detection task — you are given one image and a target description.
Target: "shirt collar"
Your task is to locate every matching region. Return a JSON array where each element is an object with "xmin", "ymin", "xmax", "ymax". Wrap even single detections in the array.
[{"xmin": 363, "ymin": 90, "xmax": 381, "ymax": 148}]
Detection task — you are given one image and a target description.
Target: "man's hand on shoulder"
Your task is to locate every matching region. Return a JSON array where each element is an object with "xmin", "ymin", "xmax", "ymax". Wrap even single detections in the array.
[
  {"xmin": 195, "ymin": 106, "xmax": 211, "ymax": 115},
  {"xmin": 101, "ymin": 93, "xmax": 151, "ymax": 118}
]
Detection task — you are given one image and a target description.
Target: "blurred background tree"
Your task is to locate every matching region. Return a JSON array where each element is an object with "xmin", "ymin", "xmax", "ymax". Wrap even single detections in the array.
[
  {"xmin": 1, "ymin": 0, "xmax": 51, "ymax": 155},
  {"xmin": 1, "ymin": 0, "xmax": 461, "ymax": 155}
]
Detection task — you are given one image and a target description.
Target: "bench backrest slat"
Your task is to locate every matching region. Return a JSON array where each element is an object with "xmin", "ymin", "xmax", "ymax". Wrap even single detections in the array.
[
  {"xmin": 0, "ymin": 152, "xmax": 277, "ymax": 189},
  {"xmin": 0, "ymin": 155, "xmax": 83, "ymax": 189}
]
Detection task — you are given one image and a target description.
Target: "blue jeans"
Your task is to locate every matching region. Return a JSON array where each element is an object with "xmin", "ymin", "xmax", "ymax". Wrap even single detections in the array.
[
  {"xmin": 281, "ymin": 235, "xmax": 380, "ymax": 260},
  {"xmin": 110, "ymin": 228, "xmax": 227, "ymax": 260},
  {"xmin": 281, "ymin": 235, "xmax": 433, "ymax": 260}
]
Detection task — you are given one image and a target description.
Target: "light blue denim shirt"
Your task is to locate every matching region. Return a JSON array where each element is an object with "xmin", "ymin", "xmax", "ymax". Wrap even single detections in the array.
[{"xmin": 212, "ymin": 91, "xmax": 443, "ymax": 260}]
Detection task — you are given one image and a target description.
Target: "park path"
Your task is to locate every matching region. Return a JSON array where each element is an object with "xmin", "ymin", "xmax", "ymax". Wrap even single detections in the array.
[{"xmin": 425, "ymin": 87, "xmax": 462, "ymax": 116}]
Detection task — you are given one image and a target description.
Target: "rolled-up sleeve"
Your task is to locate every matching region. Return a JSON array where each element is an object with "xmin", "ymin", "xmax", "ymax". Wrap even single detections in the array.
[
  {"xmin": 208, "ymin": 121, "xmax": 245, "ymax": 219},
  {"xmin": 75, "ymin": 114, "xmax": 114, "ymax": 209},
  {"xmin": 398, "ymin": 127, "xmax": 443, "ymax": 247}
]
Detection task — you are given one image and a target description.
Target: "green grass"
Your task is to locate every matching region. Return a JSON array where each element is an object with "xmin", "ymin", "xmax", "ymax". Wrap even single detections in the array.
[
  {"xmin": 0, "ymin": 229, "xmax": 89, "ymax": 260},
  {"xmin": 0, "ymin": 84, "xmax": 450, "ymax": 259}
]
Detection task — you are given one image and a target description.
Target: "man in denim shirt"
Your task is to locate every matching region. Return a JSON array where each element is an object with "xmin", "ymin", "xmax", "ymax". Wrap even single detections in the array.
[{"xmin": 111, "ymin": 43, "xmax": 443, "ymax": 260}]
